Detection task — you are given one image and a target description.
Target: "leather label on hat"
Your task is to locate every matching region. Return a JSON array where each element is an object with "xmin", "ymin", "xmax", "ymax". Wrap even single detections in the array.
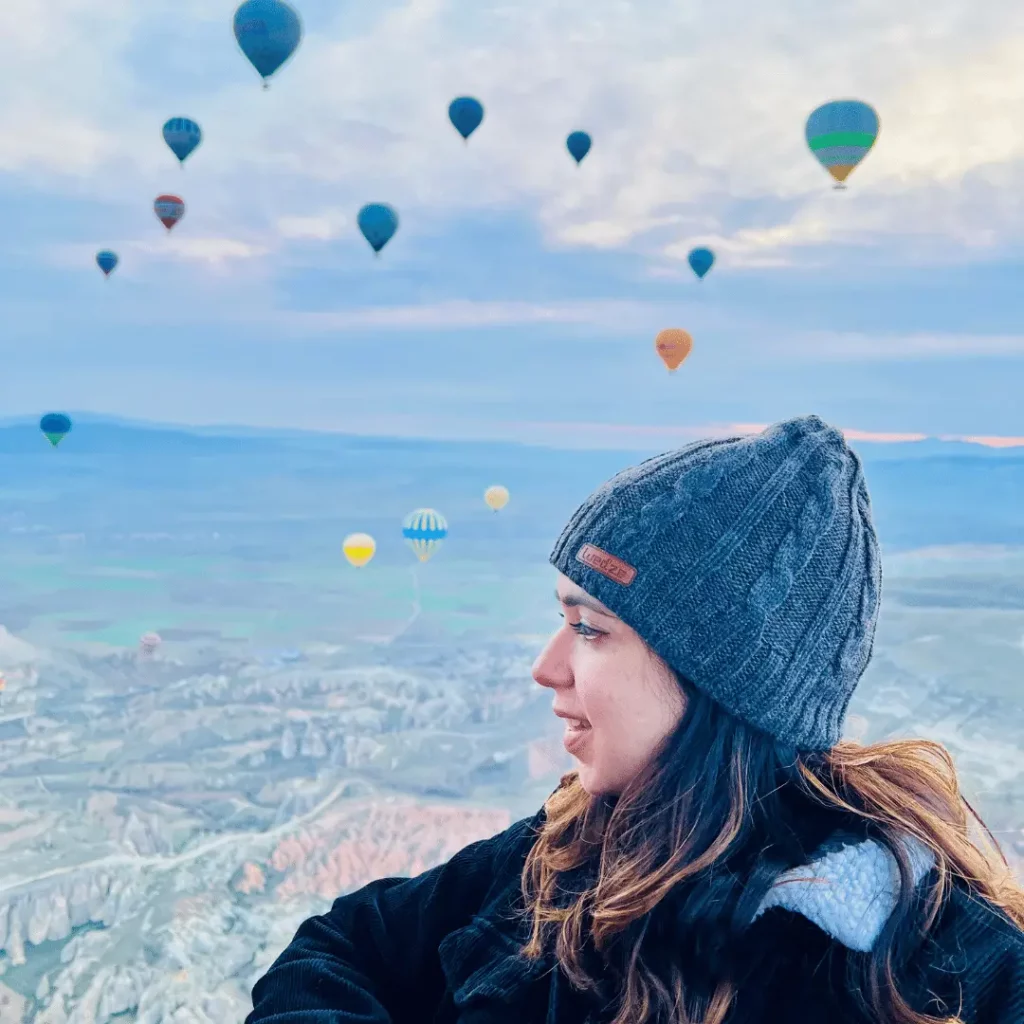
[{"xmin": 576, "ymin": 543, "xmax": 637, "ymax": 586}]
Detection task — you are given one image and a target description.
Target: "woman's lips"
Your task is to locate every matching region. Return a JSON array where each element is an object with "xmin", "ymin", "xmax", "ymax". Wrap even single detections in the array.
[{"xmin": 562, "ymin": 717, "xmax": 592, "ymax": 756}]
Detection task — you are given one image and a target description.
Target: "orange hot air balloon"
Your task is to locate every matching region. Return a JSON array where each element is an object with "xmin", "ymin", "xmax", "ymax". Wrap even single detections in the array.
[{"xmin": 654, "ymin": 329, "xmax": 692, "ymax": 372}]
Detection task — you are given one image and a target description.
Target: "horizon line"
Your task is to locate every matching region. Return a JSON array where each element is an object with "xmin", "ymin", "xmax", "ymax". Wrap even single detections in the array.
[{"xmin": 2, "ymin": 412, "xmax": 1023, "ymax": 450}]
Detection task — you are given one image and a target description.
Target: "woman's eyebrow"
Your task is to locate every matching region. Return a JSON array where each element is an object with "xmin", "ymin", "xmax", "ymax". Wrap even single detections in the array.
[{"xmin": 555, "ymin": 589, "xmax": 613, "ymax": 615}]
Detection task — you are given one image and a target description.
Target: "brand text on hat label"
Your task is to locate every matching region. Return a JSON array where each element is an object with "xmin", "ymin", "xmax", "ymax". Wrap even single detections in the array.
[{"xmin": 576, "ymin": 543, "xmax": 637, "ymax": 586}]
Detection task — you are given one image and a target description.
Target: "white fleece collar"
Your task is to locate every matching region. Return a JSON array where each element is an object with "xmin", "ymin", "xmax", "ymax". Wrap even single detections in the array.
[{"xmin": 752, "ymin": 836, "xmax": 936, "ymax": 952}]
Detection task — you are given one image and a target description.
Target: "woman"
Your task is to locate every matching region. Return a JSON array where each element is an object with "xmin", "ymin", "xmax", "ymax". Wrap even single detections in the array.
[{"xmin": 246, "ymin": 415, "xmax": 1024, "ymax": 1024}]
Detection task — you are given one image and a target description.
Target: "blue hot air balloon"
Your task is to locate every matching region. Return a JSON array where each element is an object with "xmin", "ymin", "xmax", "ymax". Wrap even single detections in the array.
[
  {"xmin": 566, "ymin": 131, "xmax": 591, "ymax": 165},
  {"xmin": 805, "ymin": 100, "xmax": 880, "ymax": 188},
  {"xmin": 448, "ymin": 97, "xmax": 484, "ymax": 141},
  {"xmin": 96, "ymin": 251, "xmax": 119, "ymax": 277},
  {"xmin": 40, "ymin": 413, "xmax": 72, "ymax": 448},
  {"xmin": 402, "ymin": 508, "xmax": 448, "ymax": 563},
  {"xmin": 687, "ymin": 247, "xmax": 715, "ymax": 280},
  {"xmin": 233, "ymin": 0, "xmax": 302, "ymax": 87},
  {"xmin": 162, "ymin": 118, "xmax": 202, "ymax": 164},
  {"xmin": 357, "ymin": 203, "xmax": 399, "ymax": 255}
]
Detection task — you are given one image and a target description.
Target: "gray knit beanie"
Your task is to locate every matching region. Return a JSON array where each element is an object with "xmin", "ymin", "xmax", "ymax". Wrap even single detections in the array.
[{"xmin": 549, "ymin": 414, "xmax": 882, "ymax": 751}]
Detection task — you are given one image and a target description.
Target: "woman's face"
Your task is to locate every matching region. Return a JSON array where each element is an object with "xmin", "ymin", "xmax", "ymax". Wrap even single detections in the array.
[{"xmin": 532, "ymin": 573, "xmax": 686, "ymax": 795}]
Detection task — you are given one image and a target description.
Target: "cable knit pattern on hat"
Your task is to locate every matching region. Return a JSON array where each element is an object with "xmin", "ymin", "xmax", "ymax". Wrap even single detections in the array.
[{"xmin": 549, "ymin": 415, "xmax": 882, "ymax": 750}]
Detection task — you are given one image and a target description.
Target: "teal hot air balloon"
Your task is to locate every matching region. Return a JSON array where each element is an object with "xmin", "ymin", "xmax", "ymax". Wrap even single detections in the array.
[
  {"xmin": 162, "ymin": 118, "xmax": 202, "ymax": 164},
  {"xmin": 566, "ymin": 131, "xmax": 591, "ymax": 165},
  {"xmin": 357, "ymin": 203, "xmax": 398, "ymax": 255},
  {"xmin": 233, "ymin": 0, "xmax": 302, "ymax": 88},
  {"xmin": 687, "ymin": 247, "xmax": 714, "ymax": 280},
  {"xmin": 96, "ymin": 250, "xmax": 118, "ymax": 277},
  {"xmin": 448, "ymin": 97, "xmax": 484, "ymax": 141},
  {"xmin": 40, "ymin": 413, "xmax": 72, "ymax": 448},
  {"xmin": 805, "ymin": 100, "xmax": 879, "ymax": 188},
  {"xmin": 402, "ymin": 508, "xmax": 448, "ymax": 563}
]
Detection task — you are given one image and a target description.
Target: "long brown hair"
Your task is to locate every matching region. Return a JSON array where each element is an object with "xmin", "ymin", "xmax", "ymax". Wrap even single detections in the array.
[{"xmin": 520, "ymin": 678, "xmax": 1024, "ymax": 1024}]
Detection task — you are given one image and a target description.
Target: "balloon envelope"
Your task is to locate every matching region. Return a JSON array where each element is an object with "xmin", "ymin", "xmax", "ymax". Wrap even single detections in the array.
[
  {"xmin": 566, "ymin": 131, "xmax": 591, "ymax": 164},
  {"xmin": 233, "ymin": 0, "xmax": 302, "ymax": 81},
  {"xmin": 357, "ymin": 203, "xmax": 398, "ymax": 254},
  {"xmin": 154, "ymin": 195, "xmax": 185, "ymax": 231},
  {"xmin": 448, "ymin": 97, "xmax": 484, "ymax": 140},
  {"xmin": 96, "ymin": 250, "xmax": 119, "ymax": 276},
  {"xmin": 687, "ymin": 247, "xmax": 714, "ymax": 279},
  {"xmin": 39, "ymin": 412, "xmax": 72, "ymax": 447},
  {"xmin": 805, "ymin": 100, "xmax": 879, "ymax": 184},
  {"xmin": 654, "ymin": 329, "xmax": 693, "ymax": 372},
  {"xmin": 139, "ymin": 632, "xmax": 162, "ymax": 652},
  {"xmin": 163, "ymin": 118, "xmax": 202, "ymax": 163},
  {"xmin": 343, "ymin": 532, "xmax": 376, "ymax": 567},
  {"xmin": 484, "ymin": 485, "xmax": 509, "ymax": 511},
  {"xmin": 402, "ymin": 508, "xmax": 448, "ymax": 563}
]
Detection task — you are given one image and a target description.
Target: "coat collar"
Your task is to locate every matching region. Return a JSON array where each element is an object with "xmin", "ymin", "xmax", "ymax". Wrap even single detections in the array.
[{"xmin": 752, "ymin": 836, "xmax": 936, "ymax": 952}]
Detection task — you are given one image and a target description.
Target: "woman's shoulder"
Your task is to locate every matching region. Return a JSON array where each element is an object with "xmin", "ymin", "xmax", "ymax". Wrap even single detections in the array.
[
  {"xmin": 905, "ymin": 876, "xmax": 1024, "ymax": 1022},
  {"xmin": 931, "ymin": 875, "xmax": 1024, "ymax": 957}
]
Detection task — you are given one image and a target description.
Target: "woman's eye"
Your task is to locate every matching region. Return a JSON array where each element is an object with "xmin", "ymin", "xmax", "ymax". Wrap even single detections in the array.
[
  {"xmin": 570, "ymin": 621, "xmax": 601, "ymax": 641},
  {"xmin": 556, "ymin": 612, "xmax": 601, "ymax": 641}
]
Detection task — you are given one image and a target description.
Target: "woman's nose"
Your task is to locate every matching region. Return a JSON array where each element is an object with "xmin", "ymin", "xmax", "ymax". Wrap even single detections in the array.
[{"xmin": 531, "ymin": 630, "xmax": 571, "ymax": 691}]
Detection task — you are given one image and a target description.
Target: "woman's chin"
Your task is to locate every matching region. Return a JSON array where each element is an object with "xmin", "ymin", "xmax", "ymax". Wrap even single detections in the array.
[{"xmin": 577, "ymin": 765, "xmax": 615, "ymax": 796}]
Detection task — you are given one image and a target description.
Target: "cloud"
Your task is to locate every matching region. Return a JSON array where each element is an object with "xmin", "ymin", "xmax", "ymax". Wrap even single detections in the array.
[
  {"xmin": 6, "ymin": 0, "xmax": 1024, "ymax": 270},
  {"xmin": 941, "ymin": 435, "xmax": 1024, "ymax": 448},
  {"xmin": 779, "ymin": 331, "xmax": 1024, "ymax": 360},
  {"xmin": 271, "ymin": 298, "xmax": 651, "ymax": 331},
  {"xmin": 276, "ymin": 214, "xmax": 347, "ymax": 241},
  {"xmin": 130, "ymin": 237, "xmax": 270, "ymax": 266},
  {"xmin": 494, "ymin": 419, "xmax": 1024, "ymax": 450}
]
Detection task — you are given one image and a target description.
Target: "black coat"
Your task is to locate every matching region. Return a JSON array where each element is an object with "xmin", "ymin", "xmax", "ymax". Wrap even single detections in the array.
[{"xmin": 246, "ymin": 812, "xmax": 1024, "ymax": 1023}]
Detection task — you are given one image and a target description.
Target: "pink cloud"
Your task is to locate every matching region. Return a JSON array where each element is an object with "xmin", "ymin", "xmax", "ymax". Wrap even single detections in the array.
[
  {"xmin": 944, "ymin": 435, "xmax": 1024, "ymax": 448},
  {"xmin": 841, "ymin": 429, "xmax": 929, "ymax": 443},
  {"xmin": 505, "ymin": 419, "xmax": 1024, "ymax": 449}
]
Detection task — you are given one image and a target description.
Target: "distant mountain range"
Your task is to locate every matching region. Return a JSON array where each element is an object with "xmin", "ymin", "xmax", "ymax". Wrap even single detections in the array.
[
  {"xmin": 0, "ymin": 415, "xmax": 1021, "ymax": 553},
  {"xmin": 0, "ymin": 412, "xmax": 1020, "ymax": 461}
]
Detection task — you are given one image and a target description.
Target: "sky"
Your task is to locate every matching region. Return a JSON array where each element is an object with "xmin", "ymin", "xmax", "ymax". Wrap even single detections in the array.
[{"xmin": 2, "ymin": 0, "xmax": 1024, "ymax": 450}]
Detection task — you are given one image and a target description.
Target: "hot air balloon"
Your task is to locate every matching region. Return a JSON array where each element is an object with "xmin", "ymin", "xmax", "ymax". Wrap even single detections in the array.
[
  {"xmin": 96, "ymin": 251, "xmax": 119, "ymax": 277},
  {"xmin": 139, "ymin": 632, "xmax": 162, "ymax": 657},
  {"xmin": 484, "ymin": 485, "xmax": 509, "ymax": 511},
  {"xmin": 688, "ymin": 247, "xmax": 714, "ymax": 280},
  {"xmin": 233, "ymin": 0, "xmax": 302, "ymax": 88},
  {"xmin": 566, "ymin": 131, "xmax": 591, "ymax": 165},
  {"xmin": 0, "ymin": 673, "xmax": 6, "ymax": 693},
  {"xmin": 343, "ymin": 532, "xmax": 376, "ymax": 567},
  {"xmin": 154, "ymin": 195, "xmax": 185, "ymax": 231},
  {"xmin": 163, "ymin": 118, "xmax": 202, "ymax": 165},
  {"xmin": 357, "ymin": 203, "xmax": 398, "ymax": 255},
  {"xmin": 402, "ymin": 508, "xmax": 448, "ymax": 563},
  {"xmin": 805, "ymin": 100, "xmax": 879, "ymax": 188},
  {"xmin": 40, "ymin": 413, "xmax": 72, "ymax": 447},
  {"xmin": 654, "ymin": 329, "xmax": 692, "ymax": 372},
  {"xmin": 448, "ymin": 97, "xmax": 484, "ymax": 141}
]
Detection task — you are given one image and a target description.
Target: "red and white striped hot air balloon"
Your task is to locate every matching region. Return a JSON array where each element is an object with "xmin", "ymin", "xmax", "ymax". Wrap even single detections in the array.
[{"xmin": 154, "ymin": 195, "xmax": 185, "ymax": 231}]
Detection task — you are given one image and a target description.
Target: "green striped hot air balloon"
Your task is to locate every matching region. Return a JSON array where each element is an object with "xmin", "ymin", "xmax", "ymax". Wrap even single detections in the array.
[{"xmin": 805, "ymin": 100, "xmax": 879, "ymax": 188}]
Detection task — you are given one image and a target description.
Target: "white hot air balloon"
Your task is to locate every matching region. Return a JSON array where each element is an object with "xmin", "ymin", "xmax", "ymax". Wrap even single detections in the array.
[
  {"xmin": 484, "ymin": 485, "xmax": 509, "ymax": 511},
  {"xmin": 139, "ymin": 632, "xmax": 162, "ymax": 658}
]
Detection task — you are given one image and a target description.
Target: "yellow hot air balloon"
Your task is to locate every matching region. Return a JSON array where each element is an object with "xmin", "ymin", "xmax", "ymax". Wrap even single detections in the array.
[
  {"xmin": 654, "ymin": 329, "xmax": 693, "ymax": 372},
  {"xmin": 343, "ymin": 532, "xmax": 376, "ymax": 567},
  {"xmin": 484, "ymin": 485, "xmax": 509, "ymax": 511}
]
